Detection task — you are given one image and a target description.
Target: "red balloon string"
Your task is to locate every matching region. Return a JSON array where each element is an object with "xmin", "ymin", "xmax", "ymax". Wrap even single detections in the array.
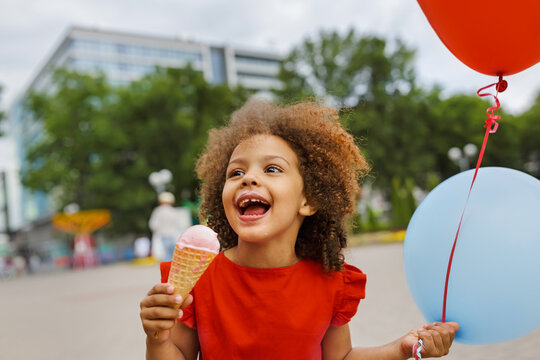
[{"xmin": 441, "ymin": 78, "xmax": 505, "ymax": 323}]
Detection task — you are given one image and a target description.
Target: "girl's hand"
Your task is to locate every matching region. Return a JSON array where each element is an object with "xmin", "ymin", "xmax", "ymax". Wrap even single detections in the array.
[
  {"xmin": 139, "ymin": 283, "xmax": 193, "ymax": 342},
  {"xmin": 400, "ymin": 322, "xmax": 459, "ymax": 358}
]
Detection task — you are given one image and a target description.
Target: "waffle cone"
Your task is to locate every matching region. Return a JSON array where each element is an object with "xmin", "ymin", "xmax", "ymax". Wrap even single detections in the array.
[{"xmin": 167, "ymin": 246, "xmax": 217, "ymax": 307}]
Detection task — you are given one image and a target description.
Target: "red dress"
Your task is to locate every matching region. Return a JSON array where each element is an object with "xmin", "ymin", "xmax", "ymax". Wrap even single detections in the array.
[{"xmin": 160, "ymin": 252, "xmax": 366, "ymax": 360}]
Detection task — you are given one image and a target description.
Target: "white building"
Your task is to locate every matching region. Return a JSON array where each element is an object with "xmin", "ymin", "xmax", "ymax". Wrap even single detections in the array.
[
  {"xmin": 30, "ymin": 26, "xmax": 282, "ymax": 94},
  {"xmin": 6, "ymin": 26, "xmax": 284, "ymax": 229}
]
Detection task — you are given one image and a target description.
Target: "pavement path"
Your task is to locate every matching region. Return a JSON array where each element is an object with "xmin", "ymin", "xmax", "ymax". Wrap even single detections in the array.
[{"xmin": 1, "ymin": 243, "xmax": 538, "ymax": 359}]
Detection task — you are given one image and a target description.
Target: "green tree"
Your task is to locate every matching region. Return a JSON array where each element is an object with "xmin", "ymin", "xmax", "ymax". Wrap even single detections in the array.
[
  {"xmin": 23, "ymin": 69, "xmax": 112, "ymax": 204},
  {"xmin": 390, "ymin": 177, "xmax": 416, "ymax": 228},
  {"xmin": 275, "ymin": 29, "xmax": 416, "ymax": 108},
  {"xmin": 23, "ymin": 66, "xmax": 249, "ymax": 235},
  {"xmin": 95, "ymin": 66, "xmax": 249, "ymax": 233},
  {"xmin": 277, "ymin": 27, "xmax": 528, "ymax": 189},
  {"xmin": 516, "ymin": 91, "xmax": 540, "ymax": 178},
  {"xmin": 275, "ymin": 29, "xmax": 432, "ymax": 188},
  {"xmin": 343, "ymin": 87, "xmax": 439, "ymax": 189},
  {"xmin": 428, "ymin": 92, "xmax": 523, "ymax": 179},
  {"xmin": 274, "ymin": 28, "xmax": 532, "ymax": 232}
]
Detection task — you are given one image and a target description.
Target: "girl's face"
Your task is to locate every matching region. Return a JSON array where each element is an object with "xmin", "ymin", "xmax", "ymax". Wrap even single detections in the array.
[{"xmin": 222, "ymin": 134, "xmax": 315, "ymax": 245}]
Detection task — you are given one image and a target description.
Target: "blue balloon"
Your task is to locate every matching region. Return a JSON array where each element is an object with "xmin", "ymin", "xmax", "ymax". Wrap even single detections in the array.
[{"xmin": 404, "ymin": 167, "xmax": 540, "ymax": 344}]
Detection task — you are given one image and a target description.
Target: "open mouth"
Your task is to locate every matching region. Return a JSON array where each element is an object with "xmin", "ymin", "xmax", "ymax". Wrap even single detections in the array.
[{"xmin": 237, "ymin": 196, "xmax": 271, "ymax": 217}]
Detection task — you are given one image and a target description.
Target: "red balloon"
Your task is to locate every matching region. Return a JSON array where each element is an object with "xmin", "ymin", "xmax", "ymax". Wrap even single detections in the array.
[{"xmin": 417, "ymin": 0, "xmax": 540, "ymax": 76}]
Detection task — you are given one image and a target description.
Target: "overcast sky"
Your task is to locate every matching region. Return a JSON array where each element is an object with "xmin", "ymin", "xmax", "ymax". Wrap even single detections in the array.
[{"xmin": 1, "ymin": 0, "xmax": 539, "ymax": 115}]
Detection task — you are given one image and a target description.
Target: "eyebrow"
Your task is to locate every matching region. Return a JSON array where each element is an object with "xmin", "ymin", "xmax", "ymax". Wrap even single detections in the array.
[{"xmin": 228, "ymin": 155, "xmax": 291, "ymax": 166}]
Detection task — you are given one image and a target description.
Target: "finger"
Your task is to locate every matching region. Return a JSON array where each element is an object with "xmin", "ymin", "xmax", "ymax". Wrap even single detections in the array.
[
  {"xmin": 421, "ymin": 327, "xmax": 449, "ymax": 357},
  {"xmin": 146, "ymin": 283, "xmax": 175, "ymax": 296},
  {"xmin": 142, "ymin": 318, "xmax": 177, "ymax": 334},
  {"xmin": 425, "ymin": 321, "xmax": 459, "ymax": 333},
  {"xmin": 180, "ymin": 294, "xmax": 193, "ymax": 309},
  {"xmin": 140, "ymin": 304, "xmax": 180, "ymax": 322},
  {"xmin": 425, "ymin": 322, "xmax": 457, "ymax": 351},
  {"xmin": 431, "ymin": 330, "xmax": 445, "ymax": 356},
  {"xmin": 140, "ymin": 293, "xmax": 185, "ymax": 309},
  {"xmin": 433, "ymin": 323, "xmax": 455, "ymax": 355},
  {"xmin": 444, "ymin": 321, "xmax": 460, "ymax": 332},
  {"xmin": 418, "ymin": 330, "xmax": 436, "ymax": 357}
]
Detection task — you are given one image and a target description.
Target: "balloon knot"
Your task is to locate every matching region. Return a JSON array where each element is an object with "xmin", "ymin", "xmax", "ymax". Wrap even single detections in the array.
[{"xmin": 496, "ymin": 75, "xmax": 508, "ymax": 93}]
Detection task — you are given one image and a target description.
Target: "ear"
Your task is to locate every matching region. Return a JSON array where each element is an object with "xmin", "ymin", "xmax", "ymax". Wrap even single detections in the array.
[{"xmin": 299, "ymin": 198, "xmax": 317, "ymax": 217}]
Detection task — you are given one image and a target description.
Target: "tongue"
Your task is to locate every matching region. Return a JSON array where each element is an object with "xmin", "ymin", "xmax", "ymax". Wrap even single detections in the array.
[{"xmin": 243, "ymin": 204, "xmax": 267, "ymax": 216}]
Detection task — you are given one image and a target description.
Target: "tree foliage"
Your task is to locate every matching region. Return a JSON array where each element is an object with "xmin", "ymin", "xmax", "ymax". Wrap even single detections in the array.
[
  {"xmin": 275, "ymin": 29, "xmax": 416, "ymax": 108},
  {"xmin": 275, "ymin": 28, "xmax": 539, "ymax": 229},
  {"xmin": 275, "ymin": 29, "xmax": 433, "ymax": 188},
  {"xmin": 23, "ymin": 69, "xmax": 111, "ymax": 199},
  {"xmin": 23, "ymin": 67, "xmax": 249, "ymax": 235},
  {"xmin": 275, "ymin": 28, "xmax": 535, "ymax": 188},
  {"xmin": 516, "ymin": 91, "xmax": 540, "ymax": 178}
]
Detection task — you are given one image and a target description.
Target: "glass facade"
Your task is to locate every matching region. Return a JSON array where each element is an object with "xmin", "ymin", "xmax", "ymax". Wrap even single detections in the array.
[
  {"xmin": 65, "ymin": 37, "xmax": 205, "ymax": 84},
  {"xmin": 70, "ymin": 38, "xmax": 203, "ymax": 63},
  {"xmin": 70, "ymin": 58, "xmax": 155, "ymax": 75},
  {"xmin": 210, "ymin": 47, "xmax": 227, "ymax": 85}
]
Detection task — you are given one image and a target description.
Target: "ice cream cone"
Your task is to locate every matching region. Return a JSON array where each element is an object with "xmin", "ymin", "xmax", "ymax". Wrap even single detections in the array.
[
  {"xmin": 153, "ymin": 225, "xmax": 219, "ymax": 339},
  {"xmin": 167, "ymin": 245, "xmax": 217, "ymax": 307}
]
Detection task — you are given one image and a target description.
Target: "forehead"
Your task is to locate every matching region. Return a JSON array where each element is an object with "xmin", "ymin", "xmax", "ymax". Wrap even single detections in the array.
[{"xmin": 229, "ymin": 134, "xmax": 299, "ymax": 163}]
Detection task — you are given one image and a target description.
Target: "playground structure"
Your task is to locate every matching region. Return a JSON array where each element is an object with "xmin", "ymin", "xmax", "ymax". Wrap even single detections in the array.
[{"xmin": 52, "ymin": 209, "xmax": 110, "ymax": 268}]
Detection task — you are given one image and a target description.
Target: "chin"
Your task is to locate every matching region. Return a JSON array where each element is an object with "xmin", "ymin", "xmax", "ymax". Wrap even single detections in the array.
[{"xmin": 235, "ymin": 230, "xmax": 267, "ymax": 243}]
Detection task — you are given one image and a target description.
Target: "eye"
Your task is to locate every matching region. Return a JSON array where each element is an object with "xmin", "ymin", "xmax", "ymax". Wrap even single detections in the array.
[
  {"xmin": 227, "ymin": 169, "xmax": 244, "ymax": 178},
  {"xmin": 265, "ymin": 165, "xmax": 282, "ymax": 174}
]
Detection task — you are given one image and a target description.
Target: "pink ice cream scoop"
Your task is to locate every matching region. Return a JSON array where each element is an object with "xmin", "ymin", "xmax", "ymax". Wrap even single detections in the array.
[{"xmin": 176, "ymin": 225, "xmax": 220, "ymax": 253}]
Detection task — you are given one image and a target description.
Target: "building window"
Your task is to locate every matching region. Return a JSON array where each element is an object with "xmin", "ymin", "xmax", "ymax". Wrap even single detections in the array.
[
  {"xmin": 237, "ymin": 72, "xmax": 277, "ymax": 80},
  {"xmin": 235, "ymin": 55, "xmax": 280, "ymax": 66},
  {"xmin": 210, "ymin": 48, "xmax": 227, "ymax": 84}
]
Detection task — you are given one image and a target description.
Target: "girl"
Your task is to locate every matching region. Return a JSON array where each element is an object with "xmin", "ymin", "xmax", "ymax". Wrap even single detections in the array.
[{"xmin": 140, "ymin": 100, "xmax": 459, "ymax": 359}]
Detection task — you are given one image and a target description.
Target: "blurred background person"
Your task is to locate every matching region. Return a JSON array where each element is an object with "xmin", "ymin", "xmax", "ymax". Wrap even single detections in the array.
[
  {"xmin": 134, "ymin": 233, "xmax": 151, "ymax": 259},
  {"xmin": 148, "ymin": 192, "xmax": 182, "ymax": 261}
]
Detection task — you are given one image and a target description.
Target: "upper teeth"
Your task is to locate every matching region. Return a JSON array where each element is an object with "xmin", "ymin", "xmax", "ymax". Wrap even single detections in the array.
[{"xmin": 238, "ymin": 198, "xmax": 269, "ymax": 208}]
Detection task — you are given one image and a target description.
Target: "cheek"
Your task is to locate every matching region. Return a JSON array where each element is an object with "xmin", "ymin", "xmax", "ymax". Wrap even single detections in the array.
[{"xmin": 221, "ymin": 184, "xmax": 235, "ymax": 212}]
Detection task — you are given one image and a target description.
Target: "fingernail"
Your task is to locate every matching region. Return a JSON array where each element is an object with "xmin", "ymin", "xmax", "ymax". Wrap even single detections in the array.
[
  {"xmin": 175, "ymin": 296, "xmax": 182, "ymax": 304},
  {"xmin": 167, "ymin": 285, "xmax": 174, "ymax": 293},
  {"xmin": 178, "ymin": 310, "xmax": 183, "ymax": 318}
]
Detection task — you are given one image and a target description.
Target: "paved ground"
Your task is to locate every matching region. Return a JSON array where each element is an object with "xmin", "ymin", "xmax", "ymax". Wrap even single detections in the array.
[{"xmin": 1, "ymin": 243, "xmax": 538, "ymax": 359}]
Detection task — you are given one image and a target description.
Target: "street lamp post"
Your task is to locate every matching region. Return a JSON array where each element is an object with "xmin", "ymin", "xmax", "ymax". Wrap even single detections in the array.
[
  {"xmin": 448, "ymin": 144, "xmax": 478, "ymax": 172},
  {"xmin": 0, "ymin": 170, "xmax": 14, "ymax": 242},
  {"xmin": 148, "ymin": 169, "xmax": 172, "ymax": 194}
]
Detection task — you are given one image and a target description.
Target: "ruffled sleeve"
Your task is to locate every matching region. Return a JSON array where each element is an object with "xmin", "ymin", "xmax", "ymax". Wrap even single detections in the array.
[
  {"xmin": 331, "ymin": 263, "xmax": 367, "ymax": 327},
  {"xmin": 160, "ymin": 261, "xmax": 171, "ymax": 283},
  {"xmin": 159, "ymin": 262, "xmax": 197, "ymax": 329}
]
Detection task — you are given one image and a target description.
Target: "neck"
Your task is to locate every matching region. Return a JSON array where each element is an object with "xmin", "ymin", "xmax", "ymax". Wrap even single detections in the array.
[{"xmin": 226, "ymin": 241, "xmax": 299, "ymax": 269}]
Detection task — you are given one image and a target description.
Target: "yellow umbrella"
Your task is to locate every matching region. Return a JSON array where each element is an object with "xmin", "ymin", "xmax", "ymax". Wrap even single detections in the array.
[{"xmin": 52, "ymin": 209, "xmax": 111, "ymax": 234}]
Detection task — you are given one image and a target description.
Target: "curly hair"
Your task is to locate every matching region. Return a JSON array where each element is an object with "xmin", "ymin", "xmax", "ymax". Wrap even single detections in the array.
[{"xmin": 196, "ymin": 99, "xmax": 369, "ymax": 271}]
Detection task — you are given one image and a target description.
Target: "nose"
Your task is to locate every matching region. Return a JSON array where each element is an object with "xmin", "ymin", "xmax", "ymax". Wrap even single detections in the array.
[{"xmin": 241, "ymin": 173, "xmax": 258, "ymax": 187}]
